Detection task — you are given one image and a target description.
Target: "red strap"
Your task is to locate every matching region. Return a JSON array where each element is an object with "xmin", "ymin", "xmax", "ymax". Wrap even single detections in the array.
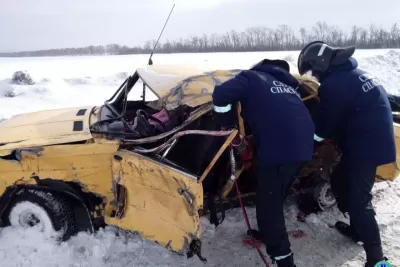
[{"xmin": 235, "ymin": 180, "xmax": 271, "ymax": 267}]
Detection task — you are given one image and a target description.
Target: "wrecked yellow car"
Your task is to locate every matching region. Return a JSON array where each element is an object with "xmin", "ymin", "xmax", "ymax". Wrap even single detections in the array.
[{"xmin": 0, "ymin": 63, "xmax": 399, "ymax": 262}]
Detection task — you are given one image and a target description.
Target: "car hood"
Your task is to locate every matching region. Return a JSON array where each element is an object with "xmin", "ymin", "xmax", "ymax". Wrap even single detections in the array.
[{"xmin": 0, "ymin": 106, "xmax": 96, "ymax": 151}]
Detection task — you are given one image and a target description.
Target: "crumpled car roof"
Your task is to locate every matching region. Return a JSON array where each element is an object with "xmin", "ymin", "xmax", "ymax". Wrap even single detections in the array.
[{"xmin": 137, "ymin": 64, "xmax": 319, "ymax": 111}]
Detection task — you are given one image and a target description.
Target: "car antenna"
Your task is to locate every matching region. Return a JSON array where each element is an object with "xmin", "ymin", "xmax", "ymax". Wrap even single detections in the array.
[
  {"xmin": 141, "ymin": 4, "xmax": 175, "ymax": 101},
  {"xmin": 148, "ymin": 4, "xmax": 175, "ymax": 66}
]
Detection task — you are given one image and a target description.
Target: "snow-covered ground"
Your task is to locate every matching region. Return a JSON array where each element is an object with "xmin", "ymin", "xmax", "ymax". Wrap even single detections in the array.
[{"xmin": 0, "ymin": 49, "xmax": 400, "ymax": 267}]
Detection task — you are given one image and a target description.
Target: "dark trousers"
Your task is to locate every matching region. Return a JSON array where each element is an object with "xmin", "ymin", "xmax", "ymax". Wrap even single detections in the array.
[
  {"xmin": 256, "ymin": 161, "xmax": 304, "ymax": 258},
  {"xmin": 330, "ymin": 160, "xmax": 382, "ymax": 248}
]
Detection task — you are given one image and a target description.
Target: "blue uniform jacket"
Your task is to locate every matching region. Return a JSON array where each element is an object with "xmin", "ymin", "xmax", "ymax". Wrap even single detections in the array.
[
  {"xmin": 315, "ymin": 57, "xmax": 396, "ymax": 167},
  {"xmin": 212, "ymin": 64, "xmax": 315, "ymax": 166}
]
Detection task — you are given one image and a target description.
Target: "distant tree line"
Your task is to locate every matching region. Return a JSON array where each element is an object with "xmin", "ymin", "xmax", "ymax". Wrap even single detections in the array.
[{"xmin": 1, "ymin": 21, "xmax": 400, "ymax": 57}]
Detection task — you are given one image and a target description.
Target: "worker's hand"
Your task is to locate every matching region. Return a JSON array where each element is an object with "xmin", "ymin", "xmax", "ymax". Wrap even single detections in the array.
[
  {"xmin": 214, "ymin": 107, "xmax": 236, "ymax": 130},
  {"xmin": 322, "ymin": 138, "xmax": 333, "ymax": 144}
]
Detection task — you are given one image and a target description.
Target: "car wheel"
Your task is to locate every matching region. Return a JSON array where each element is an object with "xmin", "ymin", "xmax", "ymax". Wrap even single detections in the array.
[
  {"xmin": 313, "ymin": 181, "xmax": 337, "ymax": 210},
  {"xmin": 2, "ymin": 188, "xmax": 77, "ymax": 241}
]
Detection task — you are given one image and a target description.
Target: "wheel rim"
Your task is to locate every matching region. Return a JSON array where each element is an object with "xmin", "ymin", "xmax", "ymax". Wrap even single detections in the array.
[
  {"xmin": 8, "ymin": 201, "xmax": 61, "ymax": 239},
  {"xmin": 18, "ymin": 210, "xmax": 42, "ymax": 228},
  {"xmin": 315, "ymin": 182, "xmax": 336, "ymax": 209}
]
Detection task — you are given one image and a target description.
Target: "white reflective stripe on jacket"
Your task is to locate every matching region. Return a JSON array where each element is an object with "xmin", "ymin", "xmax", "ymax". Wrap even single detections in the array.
[
  {"xmin": 274, "ymin": 252, "xmax": 293, "ymax": 261},
  {"xmin": 314, "ymin": 133, "xmax": 325, "ymax": 142},
  {"xmin": 213, "ymin": 104, "xmax": 232, "ymax": 113}
]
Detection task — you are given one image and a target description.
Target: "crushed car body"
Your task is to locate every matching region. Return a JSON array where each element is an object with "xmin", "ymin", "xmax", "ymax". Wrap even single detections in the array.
[{"xmin": 0, "ymin": 62, "xmax": 399, "ymax": 262}]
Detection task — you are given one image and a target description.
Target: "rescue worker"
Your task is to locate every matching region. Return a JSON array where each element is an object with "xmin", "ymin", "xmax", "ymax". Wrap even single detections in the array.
[
  {"xmin": 297, "ymin": 41, "xmax": 395, "ymax": 267},
  {"xmin": 212, "ymin": 59, "xmax": 315, "ymax": 267}
]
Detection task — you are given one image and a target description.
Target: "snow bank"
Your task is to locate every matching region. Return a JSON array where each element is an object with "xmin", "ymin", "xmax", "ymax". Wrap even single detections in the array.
[
  {"xmin": 0, "ymin": 81, "xmax": 17, "ymax": 98},
  {"xmin": 0, "ymin": 50, "xmax": 400, "ymax": 267},
  {"xmin": 1, "ymin": 179, "xmax": 399, "ymax": 267},
  {"xmin": 11, "ymin": 70, "xmax": 35, "ymax": 85},
  {"xmin": 0, "ymin": 49, "xmax": 398, "ymax": 120}
]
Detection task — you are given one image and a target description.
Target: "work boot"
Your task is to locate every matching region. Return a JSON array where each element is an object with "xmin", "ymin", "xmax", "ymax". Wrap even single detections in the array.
[
  {"xmin": 364, "ymin": 245, "xmax": 387, "ymax": 267},
  {"xmin": 335, "ymin": 221, "xmax": 362, "ymax": 244},
  {"xmin": 274, "ymin": 253, "xmax": 296, "ymax": 267}
]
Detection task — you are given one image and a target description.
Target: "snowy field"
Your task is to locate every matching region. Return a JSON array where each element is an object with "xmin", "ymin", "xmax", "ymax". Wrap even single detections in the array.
[{"xmin": 0, "ymin": 49, "xmax": 400, "ymax": 267}]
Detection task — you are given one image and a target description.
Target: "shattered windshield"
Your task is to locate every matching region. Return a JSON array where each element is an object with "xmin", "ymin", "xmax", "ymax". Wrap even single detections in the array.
[{"xmin": 128, "ymin": 77, "xmax": 158, "ymax": 102}]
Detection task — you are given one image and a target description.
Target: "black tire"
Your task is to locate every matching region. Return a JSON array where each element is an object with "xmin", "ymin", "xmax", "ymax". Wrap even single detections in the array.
[{"xmin": 1, "ymin": 188, "xmax": 77, "ymax": 241}]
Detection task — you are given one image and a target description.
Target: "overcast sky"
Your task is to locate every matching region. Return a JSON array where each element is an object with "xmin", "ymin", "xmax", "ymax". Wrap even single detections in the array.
[{"xmin": 0, "ymin": 0, "xmax": 399, "ymax": 52}]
